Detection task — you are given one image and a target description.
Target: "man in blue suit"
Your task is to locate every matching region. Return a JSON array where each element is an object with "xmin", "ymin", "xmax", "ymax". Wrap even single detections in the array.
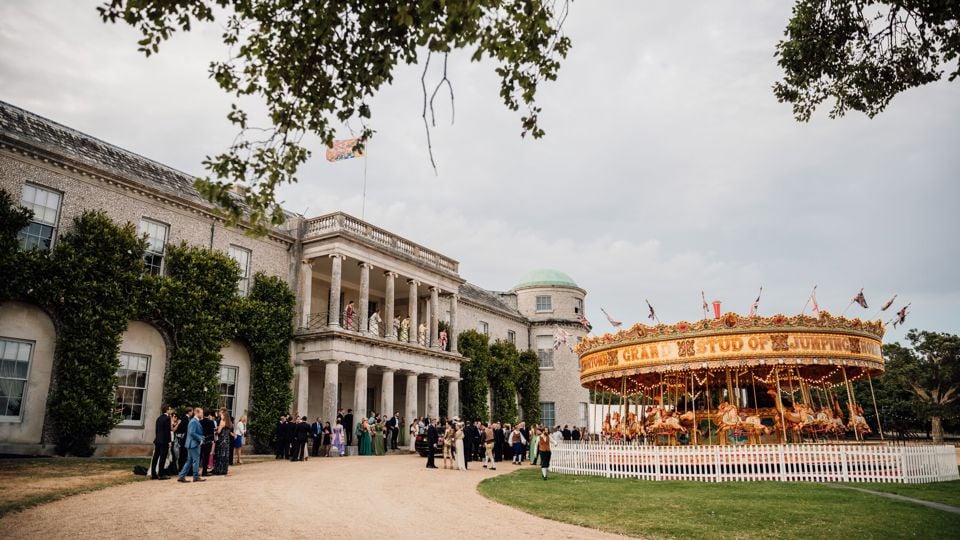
[{"xmin": 178, "ymin": 406, "xmax": 207, "ymax": 483}]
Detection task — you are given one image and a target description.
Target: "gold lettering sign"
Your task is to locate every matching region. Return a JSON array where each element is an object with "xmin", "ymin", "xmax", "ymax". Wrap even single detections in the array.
[{"xmin": 579, "ymin": 330, "xmax": 883, "ymax": 379}]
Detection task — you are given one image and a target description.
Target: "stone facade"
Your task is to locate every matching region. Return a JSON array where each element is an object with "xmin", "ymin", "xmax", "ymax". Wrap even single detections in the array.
[{"xmin": 0, "ymin": 101, "xmax": 591, "ymax": 455}]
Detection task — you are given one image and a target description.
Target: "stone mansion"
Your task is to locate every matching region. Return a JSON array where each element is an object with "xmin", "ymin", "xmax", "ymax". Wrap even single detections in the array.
[{"xmin": 0, "ymin": 101, "xmax": 589, "ymax": 455}]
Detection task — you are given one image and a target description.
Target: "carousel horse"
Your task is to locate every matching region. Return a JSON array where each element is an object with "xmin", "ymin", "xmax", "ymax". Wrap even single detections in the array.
[
  {"xmin": 847, "ymin": 403, "xmax": 871, "ymax": 435},
  {"xmin": 766, "ymin": 389, "xmax": 804, "ymax": 442}
]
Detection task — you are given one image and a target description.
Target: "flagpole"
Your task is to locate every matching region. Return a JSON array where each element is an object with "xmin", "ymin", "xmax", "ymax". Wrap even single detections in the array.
[
  {"xmin": 867, "ymin": 374, "xmax": 884, "ymax": 440},
  {"xmin": 801, "ymin": 285, "xmax": 816, "ymax": 315},
  {"xmin": 839, "ymin": 299, "xmax": 856, "ymax": 317}
]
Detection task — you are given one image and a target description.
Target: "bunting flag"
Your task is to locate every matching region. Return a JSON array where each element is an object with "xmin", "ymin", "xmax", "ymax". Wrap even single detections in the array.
[
  {"xmin": 601, "ymin": 307, "xmax": 622, "ymax": 328},
  {"xmin": 748, "ymin": 286, "xmax": 763, "ymax": 316},
  {"xmin": 811, "ymin": 286, "xmax": 820, "ymax": 315},
  {"xmin": 325, "ymin": 138, "xmax": 364, "ymax": 162},
  {"xmin": 553, "ymin": 327, "xmax": 573, "ymax": 351},
  {"xmin": 853, "ymin": 288, "xmax": 869, "ymax": 309},
  {"xmin": 576, "ymin": 314, "xmax": 593, "ymax": 332},
  {"xmin": 892, "ymin": 304, "xmax": 910, "ymax": 328},
  {"xmin": 881, "ymin": 294, "xmax": 897, "ymax": 311},
  {"xmin": 701, "ymin": 291, "xmax": 709, "ymax": 316},
  {"xmin": 646, "ymin": 299, "xmax": 656, "ymax": 321}
]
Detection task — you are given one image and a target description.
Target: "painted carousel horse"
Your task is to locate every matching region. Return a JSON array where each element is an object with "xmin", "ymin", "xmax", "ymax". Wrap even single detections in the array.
[
  {"xmin": 847, "ymin": 403, "xmax": 871, "ymax": 436},
  {"xmin": 766, "ymin": 389, "xmax": 805, "ymax": 442}
]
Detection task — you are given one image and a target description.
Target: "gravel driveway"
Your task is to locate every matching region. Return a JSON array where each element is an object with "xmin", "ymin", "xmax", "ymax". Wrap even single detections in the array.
[{"xmin": 0, "ymin": 454, "xmax": 626, "ymax": 539}]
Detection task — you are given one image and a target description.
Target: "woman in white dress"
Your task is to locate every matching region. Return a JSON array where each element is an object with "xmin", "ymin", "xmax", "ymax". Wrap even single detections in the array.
[
  {"xmin": 454, "ymin": 423, "xmax": 466, "ymax": 471},
  {"xmin": 409, "ymin": 419, "xmax": 419, "ymax": 451}
]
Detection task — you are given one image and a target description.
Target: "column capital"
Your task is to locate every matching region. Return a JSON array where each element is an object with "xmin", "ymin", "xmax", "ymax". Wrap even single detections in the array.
[
  {"xmin": 407, "ymin": 279, "xmax": 420, "ymax": 286},
  {"xmin": 429, "ymin": 285, "xmax": 441, "ymax": 293},
  {"xmin": 323, "ymin": 359, "xmax": 342, "ymax": 365},
  {"xmin": 350, "ymin": 361, "xmax": 369, "ymax": 371},
  {"xmin": 358, "ymin": 261, "xmax": 374, "ymax": 269},
  {"xmin": 425, "ymin": 373, "xmax": 440, "ymax": 381},
  {"xmin": 384, "ymin": 270, "xmax": 399, "ymax": 278},
  {"xmin": 442, "ymin": 376, "xmax": 461, "ymax": 383},
  {"xmin": 378, "ymin": 366, "xmax": 396, "ymax": 374},
  {"xmin": 328, "ymin": 253, "xmax": 346, "ymax": 260},
  {"xmin": 300, "ymin": 258, "xmax": 315, "ymax": 267},
  {"xmin": 400, "ymin": 369, "xmax": 421, "ymax": 377}
]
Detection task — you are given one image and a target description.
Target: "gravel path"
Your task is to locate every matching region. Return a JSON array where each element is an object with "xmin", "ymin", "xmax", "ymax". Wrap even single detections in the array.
[{"xmin": 1, "ymin": 454, "xmax": 627, "ymax": 539}]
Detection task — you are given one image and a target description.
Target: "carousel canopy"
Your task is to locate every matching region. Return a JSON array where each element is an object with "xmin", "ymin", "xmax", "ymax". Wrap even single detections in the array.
[{"xmin": 576, "ymin": 312, "xmax": 885, "ymax": 390}]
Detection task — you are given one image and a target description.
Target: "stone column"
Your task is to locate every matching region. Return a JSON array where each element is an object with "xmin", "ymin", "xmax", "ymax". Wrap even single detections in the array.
[
  {"xmin": 384, "ymin": 271, "xmax": 397, "ymax": 338},
  {"xmin": 380, "ymin": 369, "xmax": 395, "ymax": 418},
  {"xmin": 358, "ymin": 262, "xmax": 372, "ymax": 333},
  {"xmin": 446, "ymin": 378, "xmax": 460, "ymax": 419},
  {"xmin": 296, "ymin": 363, "xmax": 309, "ymax": 417},
  {"xmin": 328, "ymin": 254, "xmax": 345, "ymax": 327},
  {"xmin": 423, "ymin": 296, "xmax": 431, "ymax": 346},
  {"xmin": 299, "ymin": 259, "xmax": 313, "ymax": 328},
  {"xmin": 405, "ymin": 372, "xmax": 419, "ymax": 424},
  {"xmin": 426, "ymin": 375, "xmax": 440, "ymax": 420},
  {"xmin": 449, "ymin": 293, "xmax": 459, "ymax": 354},
  {"xmin": 353, "ymin": 364, "xmax": 368, "ymax": 427},
  {"xmin": 429, "ymin": 286, "xmax": 440, "ymax": 348},
  {"xmin": 407, "ymin": 279, "xmax": 419, "ymax": 344},
  {"xmin": 322, "ymin": 360, "xmax": 340, "ymax": 425}
]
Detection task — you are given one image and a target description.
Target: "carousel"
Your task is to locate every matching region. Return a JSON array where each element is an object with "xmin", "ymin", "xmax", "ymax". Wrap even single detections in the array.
[{"xmin": 575, "ymin": 311, "xmax": 884, "ymax": 446}]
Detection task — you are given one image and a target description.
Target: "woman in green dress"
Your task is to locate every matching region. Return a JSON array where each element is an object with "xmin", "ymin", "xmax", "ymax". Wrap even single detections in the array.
[
  {"xmin": 373, "ymin": 418, "xmax": 386, "ymax": 456},
  {"xmin": 357, "ymin": 418, "xmax": 372, "ymax": 456},
  {"xmin": 529, "ymin": 423, "xmax": 540, "ymax": 464}
]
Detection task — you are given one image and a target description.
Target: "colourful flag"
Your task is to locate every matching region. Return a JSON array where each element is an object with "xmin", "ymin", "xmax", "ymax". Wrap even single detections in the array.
[
  {"xmin": 553, "ymin": 327, "xmax": 572, "ymax": 351},
  {"xmin": 576, "ymin": 314, "xmax": 593, "ymax": 332},
  {"xmin": 811, "ymin": 287, "xmax": 820, "ymax": 315},
  {"xmin": 701, "ymin": 291, "xmax": 709, "ymax": 316},
  {"xmin": 748, "ymin": 287, "xmax": 763, "ymax": 316},
  {"xmin": 881, "ymin": 294, "xmax": 897, "ymax": 311},
  {"xmin": 601, "ymin": 308, "xmax": 622, "ymax": 328},
  {"xmin": 325, "ymin": 138, "xmax": 364, "ymax": 162},
  {"xmin": 892, "ymin": 304, "xmax": 910, "ymax": 328},
  {"xmin": 853, "ymin": 288, "xmax": 868, "ymax": 309},
  {"xmin": 646, "ymin": 299, "xmax": 656, "ymax": 321}
]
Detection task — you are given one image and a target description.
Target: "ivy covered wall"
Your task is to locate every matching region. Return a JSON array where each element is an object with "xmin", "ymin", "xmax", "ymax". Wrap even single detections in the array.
[
  {"xmin": 0, "ymin": 189, "xmax": 294, "ymax": 456},
  {"xmin": 457, "ymin": 329, "xmax": 540, "ymax": 425}
]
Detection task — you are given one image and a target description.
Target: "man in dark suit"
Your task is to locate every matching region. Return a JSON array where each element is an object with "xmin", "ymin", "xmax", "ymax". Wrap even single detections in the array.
[
  {"xmin": 572, "ymin": 426, "xmax": 581, "ymax": 441},
  {"xmin": 425, "ymin": 418, "xmax": 438, "ymax": 468},
  {"xmin": 311, "ymin": 416, "xmax": 323, "ymax": 457},
  {"xmin": 151, "ymin": 405, "xmax": 172, "ymax": 480},
  {"xmin": 493, "ymin": 421, "xmax": 506, "ymax": 463},
  {"xmin": 388, "ymin": 412, "xmax": 400, "ymax": 450},
  {"xmin": 176, "ymin": 407, "xmax": 193, "ymax": 471},
  {"xmin": 343, "ymin": 409, "xmax": 354, "ymax": 447},
  {"xmin": 178, "ymin": 406, "xmax": 206, "ymax": 483},
  {"xmin": 292, "ymin": 416, "xmax": 310, "ymax": 461},
  {"xmin": 282, "ymin": 414, "xmax": 296, "ymax": 459},
  {"xmin": 463, "ymin": 421, "xmax": 478, "ymax": 462},
  {"xmin": 199, "ymin": 410, "xmax": 216, "ymax": 476},
  {"xmin": 562, "ymin": 425, "xmax": 572, "ymax": 441}
]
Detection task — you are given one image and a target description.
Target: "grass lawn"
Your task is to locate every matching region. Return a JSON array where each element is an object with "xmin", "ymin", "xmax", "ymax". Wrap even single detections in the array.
[
  {"xmin": 0, "ymin": 457, "xmax": 150, "ymax": 518},
  {"xmin": 840, "ymin": 480, "xmax": 960, "ymax": 508},
  {"xmin": 478, "ymin": 469, "xmax": 960, "ymax": 540}
]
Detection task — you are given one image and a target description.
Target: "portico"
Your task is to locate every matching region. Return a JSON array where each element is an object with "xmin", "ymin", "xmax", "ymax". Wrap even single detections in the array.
[{"xmin": 293, "ymin": 212, "xmax": 465, "ymax": 439}]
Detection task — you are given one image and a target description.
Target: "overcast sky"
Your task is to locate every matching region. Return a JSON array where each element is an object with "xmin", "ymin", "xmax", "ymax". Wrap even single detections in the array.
[{"xmin": 2, "ymin": 2, "xmax": 958, "ymax": 344}]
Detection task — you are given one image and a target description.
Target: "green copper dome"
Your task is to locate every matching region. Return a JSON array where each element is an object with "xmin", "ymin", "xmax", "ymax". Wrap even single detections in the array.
[{"xmin": 512, "ymin": 269, "xmax": 579, "ymax": 290}]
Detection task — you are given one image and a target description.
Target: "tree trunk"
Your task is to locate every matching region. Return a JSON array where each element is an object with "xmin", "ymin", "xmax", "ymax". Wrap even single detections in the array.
[{"xmin": 931, "ymin": 415, "xmax": 944, "ymax": 445}]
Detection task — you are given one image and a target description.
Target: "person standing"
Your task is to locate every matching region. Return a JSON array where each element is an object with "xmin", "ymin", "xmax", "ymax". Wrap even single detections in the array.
[
  {"xmin": 369, "ymin": 307, "xmax": 382, "ymax": 336},
  {"xmin": 357, "ymin": 418, "xmax": 373, "ymax": 456},
  {"xmin": 454, "ymin": 423, "xmax": 466, "ymax": 471},
  {"xmin": 282, "ymin": 414, "xmax": 296, "ymax": 459},
  {"xmin": 461, "ymin": 421, "xmax": 475, "ymax": 465},
  {"xmin": 409, "ymin": 418, "xmax": 419, "ymax": 452},
  {"xmin": 425, "ymin": 418, "xmax": 438, "ymax": 469},
  {"xmin": 332, "ymin": 418, "xmax": 345, "ymax": 456},
  {"xmin": 294, "ymin": 416, "xmax": 310, "ymax": 461},
  {"xmin": 343, "ymin": 409, "xmax": 354, "ymax": 447},
  {"xmin": 200, "ymin": 410, "xmax": 216, "ymax": 476},
  {"xmin": 151, "ymin": 405, "xmax": 172, "ymax": 480},
  {"xmin": 571, "ymin": 426, "xmax": 581, "ymax": 441},
  {"xmin": 537, "ymin": 427, "xmax": 552, "ymax": 480},
  {"xmin": 343, "ymin": 300, "xmax": 356, "ymax": 329},
  {"xmin": 311, "ymin": 416, "xmax": 324, "ymax": 457},
  {"xmin": 234, "ymin": 415, "xmax": 246, "ymax": 464},
  {"xmin": 510, "ymin": 425, "xmax": 526, "ymax": 465},
  {"xmin": 442, "ymin": 421, "xmax": 454, "ymax": 469},
  {"xmin": 320, "ymin": 422, "xmax": 332, "ymax": 457},
  {"xmin": 393, "ymin": 316, "xmax": 401, "ymax": 340},
  {"xmin": 493, "ymin": 421, "xmax": 506, "ymax": 463},
  {"xmin": 373, "ymin": 417, "xmax": 386, "ymax": 456},
  {"xmin": 178, "ymin": 406, "xmax": 206, "ymax": 483},
  {"xmin": 176, "ymin": 407, "xmax": 193, "ymax": 471},
  {"xmin": 213, "ymin": 408, "xmax": 233, "ymax": 475},
  {"xmin": 399, "ymin": 315, "xmax": 410, "ymax": 342},
  {"xmin": 482, "ymin": 423, "xmax": 496, "ymax": 470},
  {"xmin": 562, "ymin": 425, "xmax": 572, "ymax": 441},
  {"xmin": 390, "ymin": 412, "xmax": 401, "ymax": 450}
]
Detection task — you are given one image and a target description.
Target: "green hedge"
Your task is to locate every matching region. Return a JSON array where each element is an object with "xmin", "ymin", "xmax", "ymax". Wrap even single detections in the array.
[{"xmin": 456, "ymin": 330, "xmax": 540, "ymax": 425}]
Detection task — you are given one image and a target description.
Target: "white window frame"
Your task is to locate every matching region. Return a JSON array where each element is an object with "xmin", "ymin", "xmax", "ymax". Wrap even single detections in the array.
[
  {"xmin": 478, "ymin": 321, "xmax": 489, "ymax": 335},
  {"xmin": 138, "ymin": 218, "xmax": 169, "ymax": 275},
  {"xmin": 228, "ymin": 245, "xmax": 252, "ymax": 296},
  {"xmin": 540, "ymin": 402, "xmax": 556, "ymax": 428},
  {"xmin": 535, "ymin": 295, "xmax": 553, "ymax": 312},
  {"xmin": 507, "ymin": 330, "xmax": 516, "ymax": 345},
  {"xmin": 18, "ymin": 183, "xmax": 62, "ymax": 251},
  {"xmin": 116, "ymin": 352, "xmax": 150, "ymax": 427},
  {"xmin": 574, "ymin": 298, "xmax": 583, "ymax": 315},
  {"xmin": 536, "ymin": 335, "xmax": 554, "ymax": 369},
  {"xmin": 0, "ymin": 338, "xmax": 34, "ymax": 422},
  {"xmin": 218, "ymin": 365, "xmax": 239, "ymax": 419}
]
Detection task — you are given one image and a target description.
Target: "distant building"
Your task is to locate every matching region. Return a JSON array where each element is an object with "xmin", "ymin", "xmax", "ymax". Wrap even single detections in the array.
[{"xmin": 0, "ymin": 101, "xmax": 588, "ymax": 454}]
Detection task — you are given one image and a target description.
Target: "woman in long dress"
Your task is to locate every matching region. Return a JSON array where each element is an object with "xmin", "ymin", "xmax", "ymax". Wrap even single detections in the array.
[
  {"xmin": 332, "ymin": 419, "xmax": 345, "ymax": 456},
  {"xmin": 399, "ymin": 316, "xmax": 410, "ymax": 342},
  {"xmin": 373, "ymin": 419, "xmax": 386, "ymax": 456},
  {"xmin": 442, "ymin": 422, "xmax": 454, "ymax": 469},
  {"xmin": 409, "ymin": 419, "xmax": 419, "ymax": 451},
  {"xmin": 213, "ymin": 408, "xmax": 233, "ymax": 475},
  {"xmin": 357, "ymin": 418, "xmax": 372, "ymax": 456},
  {"xmin": 454, "ymin": 423, "xmax": 466, "ymax": 471}
]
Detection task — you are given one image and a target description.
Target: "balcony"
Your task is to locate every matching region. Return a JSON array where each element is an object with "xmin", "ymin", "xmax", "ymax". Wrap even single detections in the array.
[
  {"xmin": 303, "ymin": 212, "xmax": 459, "ymax": 276},
  {"xmin": 295, "ymin": 310, "xmax": 459, "ymax": 360}
]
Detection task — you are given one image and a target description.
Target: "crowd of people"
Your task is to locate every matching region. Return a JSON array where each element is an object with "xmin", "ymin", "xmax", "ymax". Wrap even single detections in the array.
[
  {"xmin": 272, "ymin": 408, "xmax": 404, "ymax": 459},
  {"xmin": 150, "ymin": 405, "xmax": 247, "ymax": 483}
]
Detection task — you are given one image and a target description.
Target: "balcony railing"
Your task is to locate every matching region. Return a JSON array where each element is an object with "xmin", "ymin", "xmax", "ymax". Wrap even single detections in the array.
[
  {"xmin": 303, "ymin": 212, "xmax": 459, "ymax": 275},
  {"xmin": 300, "ymin": 310, "xmax": 453, "ymax": 352}
]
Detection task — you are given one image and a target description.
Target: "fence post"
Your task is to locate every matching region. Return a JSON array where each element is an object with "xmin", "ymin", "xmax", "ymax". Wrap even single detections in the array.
[
  {"xmin": 778, "ymin": 444, "xmax": 787, "ymax": 482},
  {"xmin": 839, "ymin": 445, "xmax": 850, "ymax": 482},
  {"xmin": 714, "ymin": 445, "xmax": 721, "ymax": 482},
  {"xmin": 897, "ymin": 445, "xmax": 907, "ymax": 483}
]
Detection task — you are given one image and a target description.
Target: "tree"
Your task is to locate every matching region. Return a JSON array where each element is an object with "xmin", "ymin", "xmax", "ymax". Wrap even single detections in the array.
[
  {"xmin": 878, "ymin": 330, "xmax": 960, "ymax": 444},
  {"xmin": 458, "ymin": 329, "xmax": 491, "ymax": 422},
  {"xmin": 99, "ymin": 0, "xmax": 571, "ymax": 233},
  {"xmin": 775, "ymin": 1, "xmax": 960, "ymax": 121}
]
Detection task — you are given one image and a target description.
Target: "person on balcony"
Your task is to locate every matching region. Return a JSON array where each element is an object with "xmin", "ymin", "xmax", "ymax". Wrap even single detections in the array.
[
  {"xmin": 417, "ymin": 322, "xmax": 427, "ymax": 345},
  {"xmin": 400, "ymin": 315, "xmax": 410, "ymax": 342},
  {"xmin": 343, "ymin": 300, "xmax": 356, "ymax": 330},
  {"xmin": 369, "ymin": 307, "xmax": 382, "ymax": 335}
]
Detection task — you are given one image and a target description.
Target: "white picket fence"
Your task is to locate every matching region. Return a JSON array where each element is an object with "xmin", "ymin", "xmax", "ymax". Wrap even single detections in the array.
[{"xmin": 549, "ymin": 442, "xmax": 959, "ymax": 484}]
